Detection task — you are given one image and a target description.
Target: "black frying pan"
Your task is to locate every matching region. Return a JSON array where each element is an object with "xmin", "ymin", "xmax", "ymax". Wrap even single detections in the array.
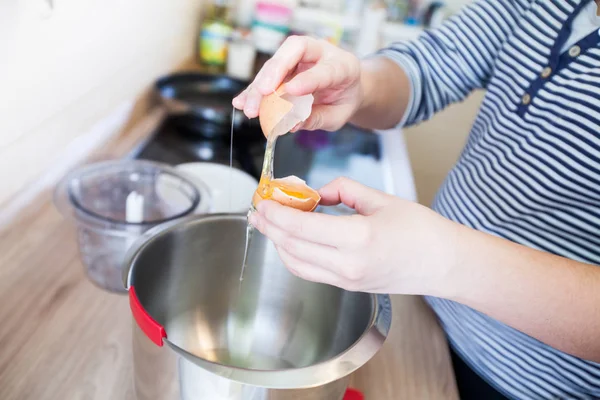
[{"xmin": 155, "ymin": 72, "xmax": 248, "ymax": 138}]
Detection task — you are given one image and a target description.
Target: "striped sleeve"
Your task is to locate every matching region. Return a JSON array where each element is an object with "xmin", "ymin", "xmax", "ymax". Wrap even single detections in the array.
[{"xmin": 378, "ymin": 0, "xmax": 533, "ymax": 127}]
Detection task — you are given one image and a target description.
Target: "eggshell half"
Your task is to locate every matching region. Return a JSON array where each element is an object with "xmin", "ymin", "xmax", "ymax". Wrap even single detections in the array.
[
  {"xmin": 259, "ymin": 85, "xmax": 314, "ymax": 138},
  {"xmin": 252, "ymin": 175, "xmax": 321, "ymax": 212}
]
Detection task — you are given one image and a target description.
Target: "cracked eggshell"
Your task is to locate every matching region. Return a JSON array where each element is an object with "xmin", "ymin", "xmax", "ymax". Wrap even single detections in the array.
[
  {"xmin": 258, "ymin": 85, "xmax": 314, "ymax": 138},
  {"xmin": 252, "ymin": 175, "xmax": 321, "ymax": 212}
]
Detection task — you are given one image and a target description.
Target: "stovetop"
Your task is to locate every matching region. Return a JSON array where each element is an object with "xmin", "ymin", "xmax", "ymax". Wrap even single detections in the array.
[
  {"xmin": 129, "ymin": 115, "xmax": 384, "ymax": 195},
  {"xmin": 129, "ymin": 117, "xmax": 266, "ymax": 181}
]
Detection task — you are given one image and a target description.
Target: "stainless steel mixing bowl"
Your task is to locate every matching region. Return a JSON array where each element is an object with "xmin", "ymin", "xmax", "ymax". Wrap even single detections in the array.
[{"xmin": 123, "ymin": 214, "xmax": 392, "ymax": 400}]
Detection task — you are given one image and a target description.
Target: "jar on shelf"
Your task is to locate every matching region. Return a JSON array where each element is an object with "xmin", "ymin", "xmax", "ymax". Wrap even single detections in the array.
[
  {"xmin": 227, "ymin": 29, "xmax": 258, "ymax": 81},
  {"xmin": 199, "ymin": 0, "xmax": 233, "ymax": 73},
  {"xmin": 251, "ymin": 1, "xmax": 293, "ymax": 55}
]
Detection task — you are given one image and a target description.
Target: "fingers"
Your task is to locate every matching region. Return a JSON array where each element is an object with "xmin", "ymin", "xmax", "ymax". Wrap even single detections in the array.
[
  {"xmin": 232, "ymin": 86, "xmax": 261, "ymax": 118},
  {"xmin": 232, "ymin": 89, "xmax": 246, "ymax": 109},
  {"xmin": 249, "ymin": 199, "xmax": 379, "ymax": 292},
  {"xmin": 285, "ymin": 50, "xmax": 359, "ymax": 97},
  {"xmin": 275, "ymin": 245, "xmax": 343, "ymax": 287},
  {"xmin": 284, "ymin": 63, "xmax": 335, "ymax": 96},
  {"xmin": 250, "ymin": 203, "xmax": 341, "ymax": 249},
  {"xmin": 253, "ymin": 200, "xmax": 367, "ymax": 248},
  {"xmin": 254, "ymin": 36, "xmax": 324, "ymax": 94},
  {"xmin": 294, "ymin": 62, "xmax": 315, "ymax": 76},
  {"xmin": 298, "ymin": 105, "xmax": 346, "ymax": 131},
  {"xmin": 232, "ymin": 36, "xmax": 326, "ymax": 117},
  {"xmin": 290, "ymin": 122, "xmax": 303, "ymax": 133},
  {"xmin": 253, "ymin": 216, "xmax": 342, "ymax": 271},
  {"xmin": 318, "ymin": 177, "xmax": 392, "ymax": 215},
  {"xmin": 250, "ymin": 207, "xmax": 346, "ymax": 280},
  {"xmin": 295, "ymin": 106, "xmax": 323, "ymax": 131},
  {"xmin": 243, "ymin": 86, "xmax": 262, "ymax": 118}
]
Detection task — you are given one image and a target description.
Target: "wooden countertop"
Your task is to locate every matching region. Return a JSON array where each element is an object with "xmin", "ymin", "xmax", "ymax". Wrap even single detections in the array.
[{"xmin": 0, "ymin": 109, "xmax": 458, "ymax": 400}]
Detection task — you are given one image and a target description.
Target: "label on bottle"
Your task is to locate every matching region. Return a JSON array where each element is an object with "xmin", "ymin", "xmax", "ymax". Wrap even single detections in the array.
[{"xmin": 199, "ymin": 22, "xmax": 233, "ymax": 66}]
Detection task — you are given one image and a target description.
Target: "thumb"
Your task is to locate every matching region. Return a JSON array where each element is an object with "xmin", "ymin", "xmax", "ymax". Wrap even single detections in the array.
[
  {"xmin": 297, "ymin": 106, "xmax": 324, "ymax": 131},
  {"xmin": 295, "ymin": 105, "xmax": 345, "ymax": 132},
  {"xmin": 318, "ymin": 177, "xmax": 392, "ymax": 215}
]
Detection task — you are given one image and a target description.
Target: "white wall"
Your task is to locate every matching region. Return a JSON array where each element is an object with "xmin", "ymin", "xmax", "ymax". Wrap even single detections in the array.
[{"xmin": 0, "ymin": 0, "xmax": 204, "ymax": 209}]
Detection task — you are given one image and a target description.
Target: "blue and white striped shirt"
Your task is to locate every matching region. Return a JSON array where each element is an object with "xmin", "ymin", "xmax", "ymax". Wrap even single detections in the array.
[{"xmin": 380, "ymin": 1, "xmax": 600, "ymax": 398}]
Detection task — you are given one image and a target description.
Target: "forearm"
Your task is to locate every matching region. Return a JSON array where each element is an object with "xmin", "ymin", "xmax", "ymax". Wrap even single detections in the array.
[
  {"xmin": 349, "ymin": 57, "xmax": 411, "ymax": 131},
  {"xmin": 441, "ymin": 221, "xmax": 600, "ymax": 362}
]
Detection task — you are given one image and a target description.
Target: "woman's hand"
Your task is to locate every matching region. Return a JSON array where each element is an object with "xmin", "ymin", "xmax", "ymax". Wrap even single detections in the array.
[
  {"xmin": 250, "ymin": 181, "xmax": 600, "ymax": 362},
  {"xmin": 232, "ymin": 36, "xmax": 363, "ymax": 132},
  {"xmin": 249, "ymin": 177, "xmax": 459, "ymax": 295}
]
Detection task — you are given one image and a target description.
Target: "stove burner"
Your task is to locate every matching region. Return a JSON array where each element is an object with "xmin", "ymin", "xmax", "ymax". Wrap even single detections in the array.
[{"xmin": 129, "ymin": 116, "xmax": 265, "ymax": 181}]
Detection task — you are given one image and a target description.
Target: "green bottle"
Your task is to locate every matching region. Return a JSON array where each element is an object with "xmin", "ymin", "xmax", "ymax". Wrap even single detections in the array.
[{"xmin": 199, "ymin": 0, "xmax": 233, "ymax": 72}]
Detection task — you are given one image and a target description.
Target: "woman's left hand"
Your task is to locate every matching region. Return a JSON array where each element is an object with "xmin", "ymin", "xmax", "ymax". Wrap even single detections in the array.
[
  {"xmin": 255, "ymin": 178, "xmax": 600, "ymax": 362},
  {"xmin": 249, "ymin": 177, "xmax": 459, "ymax": 295}
]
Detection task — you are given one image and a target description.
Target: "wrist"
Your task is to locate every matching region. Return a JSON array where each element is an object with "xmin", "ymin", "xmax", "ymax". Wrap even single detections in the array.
[
  {"xmin": 349, "ymin": 56, "xmax": 411, "ymax": 130},
  {"xmin": 420, "ymin": 209, "xmax": 465, "ymax": 299},
  {"xmin": 355, "ymin": 59, "xmax": 377, "ymax": 116},
  {"xmin": 437, "ymin": 221, "xmax": 500, "ymax": 305}
]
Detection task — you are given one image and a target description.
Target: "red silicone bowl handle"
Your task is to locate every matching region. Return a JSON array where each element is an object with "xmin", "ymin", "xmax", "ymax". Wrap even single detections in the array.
[
  {"xmin": 344, "ymin": 388, "xmax": 364, "ymax": 400},
  {"xmin": 129, "ymin": 286, "xmax": 167, "ymax": 347}
]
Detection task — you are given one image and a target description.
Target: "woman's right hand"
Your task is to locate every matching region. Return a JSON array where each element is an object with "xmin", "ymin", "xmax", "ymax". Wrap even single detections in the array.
[{"xmin": 232, "ymin": 36, "xmax": 363, "ymax": 132}]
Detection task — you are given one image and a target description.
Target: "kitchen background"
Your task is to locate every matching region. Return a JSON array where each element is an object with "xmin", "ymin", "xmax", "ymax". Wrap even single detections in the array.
[{"xmin": 0, "ymin": 0, "xmax": 481, "ymax": 226}]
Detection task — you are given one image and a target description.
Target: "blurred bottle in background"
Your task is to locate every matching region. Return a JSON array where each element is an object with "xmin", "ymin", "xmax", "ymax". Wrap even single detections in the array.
[
  {"xmin": 199, "ymin": 0, "xmax": 233, "ymax": 73},
  {"xmin": 251, "ymin": 1, "xmax": 293, "ymax": 79},
  {"xmin": 227, "ymin": 28, "xmax": 258, "ymax": 81},
  {"xmin": 251, "ymin": 1, "xmax": 293, "ymax": 54},
  {"xmin": 355, "ymin": 0, "xmax": 387, "ymax": 57}
]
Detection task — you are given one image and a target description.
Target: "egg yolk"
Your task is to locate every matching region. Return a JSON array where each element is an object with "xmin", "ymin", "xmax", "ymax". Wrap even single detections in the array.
[
  {"xmin": 277, "ymin": 187, "xmax": 309, "ymax": 198},
  {"xmin": 257, "ymin": 178, "xmax": 309, "ymax": 200}
]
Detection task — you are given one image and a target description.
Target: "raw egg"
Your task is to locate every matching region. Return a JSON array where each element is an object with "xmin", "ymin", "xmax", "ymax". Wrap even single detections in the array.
[
  {"xmin": 254, "ymin": 84, "xmax": 320, "ymax": 212},
  {"xmin": 253, "ymin": 175, "xmax": 321, "ymax": 212}
]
